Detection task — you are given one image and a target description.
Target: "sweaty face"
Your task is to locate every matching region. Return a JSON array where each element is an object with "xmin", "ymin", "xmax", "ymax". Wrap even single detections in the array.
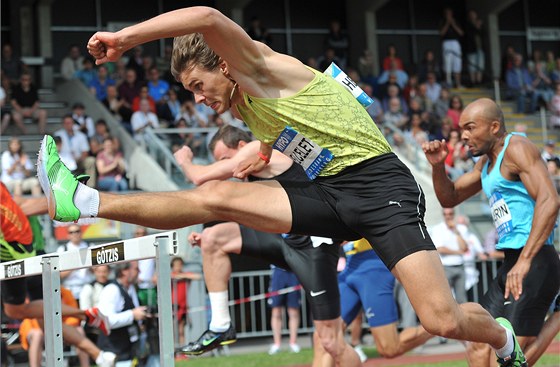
[
  {"xmin": 180, "ymin": 66, "xmax": 233, "ymax": 114},
  {"xmin": 459, "ymin": 111, "xmax": 493, "ymax": 157}
]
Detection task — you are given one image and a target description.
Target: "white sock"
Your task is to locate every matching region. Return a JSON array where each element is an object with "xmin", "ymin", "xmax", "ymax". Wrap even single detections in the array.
[
  {"xmin": 208, "ymin": 291, "xmax": 231, "ymax": 331},
  {"xmin": 495, "ymin": 326, "xmax": 514, "ymax": 358},
  {"xmin": 74, "ymin": 183, "xmax": 99, "ymax": 218},
  {"xmin": 95, "ymin": 351, "xmax": 106, "ymax": 364}
]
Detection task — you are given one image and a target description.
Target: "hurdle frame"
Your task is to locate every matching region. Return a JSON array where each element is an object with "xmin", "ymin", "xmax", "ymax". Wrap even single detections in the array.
[{"xmin": 0, "ymin": 231, "xmax": 178, "ymax": 367}]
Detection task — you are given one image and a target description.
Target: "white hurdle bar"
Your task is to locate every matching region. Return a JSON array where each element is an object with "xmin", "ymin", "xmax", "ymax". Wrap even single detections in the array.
[{"xmin": 0, "ymin": 231, "xmax": 178, "ymax": 367}]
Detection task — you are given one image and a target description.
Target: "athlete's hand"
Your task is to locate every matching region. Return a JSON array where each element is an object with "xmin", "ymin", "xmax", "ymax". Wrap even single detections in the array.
[
  {"xmin": 422, "ymin": 140, "xmax": 449, "ymax": 166},
  {"xmin": 174, "ymin": 146, "xmax": 194, "ymax": 166},
  {"xmin": 188, "ymin": 232, "xmax": 202, "ymax": 247},
  {"xmin": 87, "ymin": 32, "xmax": 126, "ymax": 65},
  {"xmin": 504, "ymin": 257, "xmax": 531, "ymax": 301},
  {"xmin": 233, "ymin": 156, "xmax": 267, "ymax": 179}
]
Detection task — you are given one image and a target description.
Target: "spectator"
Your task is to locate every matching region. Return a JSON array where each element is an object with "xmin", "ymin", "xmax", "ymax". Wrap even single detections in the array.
[
  {"xmin": 112, "ymin": 59, "xmax": 128, "ymax": 86},
  {"xmin": 383, "ymin": 96, "xmax": 409, "ymax": 131},
  {"xmin": 0, "ymin": 85, "xmax": 9, "ymax": 130},
  {"xmin": 382, "ymin": 44, "xmax": 404, "ymax": 71},
  {"xmin": 402, "ymin": 74, "xmax": 419, "ymax": 105},
  {"xmin": 430, "ymin": 208, "xmax": 468, "ymax": 305},
  {"xmin": 417, "ymin": 49, "xmax": 442, "ymax": 83},
  {"xmin": 162, "ymin": 88, "xmax": 182, "ymax": 122},
  {"xmin": 324, "ymin": 19, "xmax": 349, "ymax": 68},
  {"xmin": 79, "ymin": 265, "xmax": 112, "ymax": 344},
  {"xmin": 1, "ymin": 137, "xmax": 41, "ymax": 196},
  {"xmin": 118, "ymin": 68, "xmax": 142, "ymax": 110},
  {"xmin": 416, "ymin": 83, "xmax": 434, "ymax": 115},
  {"xmin": 96, "ymin": 136, "xmax": 128, "ymax": 192},
  {"xmin": 527, "ymin": 49, "xmax": 546, "ymax": 74},
  {"xmin": 147, "ymin": 66, "xmax": 170, "ymax": 119},
  {"xmin": 545, "ymin": 50, "xmax": 556, "ymax": 74},
  {"xmin": 405, "ymin": 112, "xmax": 429, "ymax": 145},
  {"xmin": 60, "ymin": 44, "xmax": 85, "ymax": 81},
  {"xmin": 439, "ymin": 7, "xmax": 464, "ymax": 88},
  {"xmin": 446, "ymin": 94, "xmax": 464, "ymax": 129},
  {"xmin": 500, "ymin": 45, "xmax": 516, "ymax": 82},
  {"xmin": 53, "ymin": 135, "xmax": 77, "ymax": 171},
  {"xmin": 505, "ymin": 53, "xmax": 533, "ymax": 113},
  {"xmin": 377, "ymin": 60, "xmax": 409, "ymax": 90},
  {"xmin": 8, "ymin": 73, "xmax": 47, "ymax": 135},
  {"xmin": 317, "ymin": 47, "xmax": 342, "ymax": 72},
  {"xmin": 378, "ymin": 72, "xmax": 401, "ymax": 101},
  {"xmin": 455, "ymin": 215, "xmax": 487, "ymax": 293},
  {"xmin": 171, "ymin": 256, "xmax": 199, "ymax": 346},
  {"xmin": 155, "ymin": 45, "xmax": 173, "ymax": 82},
  {"xmin": 89, "ymin": 64, "xmax": 116, "ymax": 101},
  {"xmin": 19, "ymin": 287, "xmax": 91, "ymax": 367},
  {"xmin": 541, "ymin": 140, "xmax": 557, "ymax": 162},
  {"xmin": 433, "ymin": 87, "xmax": 451, "ymax": 120},
  {"xmin": 246, "ymin": 16, "xmax": 271, "ymax": 45},
  {"xmin": 362, "ymin": 83, "xmax": 383, "ymax": 124},
  {"xmin": 1, "ymin": 43, "xmax": 26, "ymax": 89},
  {"xmin": 57, "ymin": 224, "xmax": 95, "ymax": 302},
  {"xmin": 530, "ymin": 62, "xmax": 554, "ymax": 112},
  {"xmin": 357, "ymin": 49, "xmax": 376, "ymax": 84},
  {"xmin": 135, "ymin": 226, "xmax": 158, "ymax": 309},
  {"xmin": 79, "ymin": 265, "xmax": 111, "ymax": 310},
  {"xmin": 464, "ymin": 10, "xmax": 485, "ymax": 86},
  {"xmin": 132, "ymin": 85, "xmax": 156, "ymax": 113},
  {"xmin": 71, "ymin": 102, "xmax": 95, "ymax": 138},
  {"xmin": 382, "ymin": 84, "xmax": 408, "ymax": 115},
  {"xmin": 89, "ymin": 119, "xmax": 112, "ymax": 156},
  {"xmin": 97, "ymin": 261, "xmax": 148, "ymax": 366},
  {"xmin": 425, "ymin": 72, "xmax": 442, "ymax": 104},
  {"xmin": 267, "ymin": 265, "xmax": 301, "ymax": 355},
  {"xmin": 74, "ymin": 58, "xmax": 97, "ymax": 87},
  {"xmin": 131, "ymin": 98, "xmax": 160, "ymax": 145},
  {"xmin": 141, "ymin": 56, "xmax": 155, "ymax": 85},
  {"xmin": 126, "ymin": 46, "xmax": 146, "ymax": 82},
  {"xmin": 102, "ymin": 85, "xmax": 133, "ymax": 132},
  {"xmin": 550, "ymin": 83, "xmax": 560, "ymax": 129},
  {"xmin": 54, "ymin": 114, "xmax": 96, "ymax": 185}
]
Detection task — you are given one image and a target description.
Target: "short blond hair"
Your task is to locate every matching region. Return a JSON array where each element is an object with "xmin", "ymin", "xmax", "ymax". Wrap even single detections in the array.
[{"xmin": 171, "ymin": 33, "xmax": 221, "ymax": 80}]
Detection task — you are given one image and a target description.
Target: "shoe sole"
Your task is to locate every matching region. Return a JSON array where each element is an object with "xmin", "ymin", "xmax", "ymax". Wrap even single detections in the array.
[
  {"xmin": 182, "ymin": 339, "xmax": 237, "ymax": 356},
  {"xmin": 37, "ymin": 136, "xmax": 56, "ymax": 220}
]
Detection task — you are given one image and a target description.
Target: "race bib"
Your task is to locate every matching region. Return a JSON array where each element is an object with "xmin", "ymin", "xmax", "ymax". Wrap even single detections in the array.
[
  {"xmin": 324, "ymin": 62, "xmax": 374, "ymax": 109},
  {"xmin": 273, "ymin": 126, "xmax": 333, "ymax": 180},
  {"xmin": 489, "ymin": 192, "xmax": 513, "ymax": 239}
]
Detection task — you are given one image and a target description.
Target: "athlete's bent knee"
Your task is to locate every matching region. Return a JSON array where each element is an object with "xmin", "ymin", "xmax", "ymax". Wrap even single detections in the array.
[{"xmin": 377, "ymin": 343, "xmax": 401, "ymax": 359}]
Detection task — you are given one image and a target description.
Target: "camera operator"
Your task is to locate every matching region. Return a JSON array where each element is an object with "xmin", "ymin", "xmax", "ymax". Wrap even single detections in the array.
[{"xmin": 97, "ymin": 261, "xmax": 148, "ymax": 366}]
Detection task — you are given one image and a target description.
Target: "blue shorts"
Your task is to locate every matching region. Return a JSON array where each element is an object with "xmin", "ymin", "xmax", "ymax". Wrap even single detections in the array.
[
  {"xmin": 339, "ymin": 250, "xmax": 398, "ymax": 327},
  {"xmin": 268, "ymin": 267, "xmax": 301, "ymax": 309}
]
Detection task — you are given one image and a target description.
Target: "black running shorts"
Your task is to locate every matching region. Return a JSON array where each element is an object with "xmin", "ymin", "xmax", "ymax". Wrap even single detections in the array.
[
  {"xmin": 480, "ymin": 245, "xmax": 560, "ymax": 336},
  {"xmin": 238, "ymin": 226, "xmax": 340, "ymax": 320},
  {"xmin": 280, "ymin": 153, "xmax": 436, "ymax": 270}
]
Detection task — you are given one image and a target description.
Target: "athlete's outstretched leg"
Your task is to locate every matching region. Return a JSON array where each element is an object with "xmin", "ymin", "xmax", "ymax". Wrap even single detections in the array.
[{"xmin": 392, "ymin": 250, "xmax": 524, "ymax": 365}]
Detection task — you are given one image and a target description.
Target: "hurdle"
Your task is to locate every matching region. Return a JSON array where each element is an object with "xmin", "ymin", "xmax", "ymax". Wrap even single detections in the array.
[{"xmin": 0, "ymin": 231, "xmax": 178, "ymax": 367}]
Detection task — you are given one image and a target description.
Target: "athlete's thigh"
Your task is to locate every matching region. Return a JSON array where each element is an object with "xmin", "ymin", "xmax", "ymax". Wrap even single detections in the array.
[
  {"xmin": 391, "ymin": 250, "xmax": 459, "ymax": 324},
  {"xmin": 286, "ymin": 243, "xmax": 341, "ymax": 320},
  {"xmin": 351, "ymin": 263, "xmax": 398, "ymax": 327},
  {"xmin": 204, "ymin": 180, "xmax": 293, "ymax": 234},
  {"xmin": 338, "ymin": 272, "xmax": 362, "ymax": 325}
]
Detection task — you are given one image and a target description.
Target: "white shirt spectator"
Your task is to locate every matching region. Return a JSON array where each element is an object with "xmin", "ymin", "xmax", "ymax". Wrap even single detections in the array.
[
  {"xmin": 1, "ymin": 150, "xmax": 34, "ymax": 182},
  {"xmin": 54, "ymin": 128, "xmax": 90, "ymax": 163},
  {"xmin": 429, "ymin": 222, "xmax": 469, "ymax": 266},
  {"xmin": 57, "ymin": 240, "xmax": 94, "ymax": 300},
  {"xmin": 131, "ymin": 99, "xmax": 160, "ymax": 144},
  {"xmin": 98, "ymin": 281, "xmax": 140, "ymax": 331}
]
